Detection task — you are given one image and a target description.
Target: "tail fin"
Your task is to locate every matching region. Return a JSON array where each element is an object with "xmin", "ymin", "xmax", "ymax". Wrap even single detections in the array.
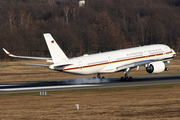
[{"xmin": 43, "ymin": 33, "xmax": 68, "ymax": 63}]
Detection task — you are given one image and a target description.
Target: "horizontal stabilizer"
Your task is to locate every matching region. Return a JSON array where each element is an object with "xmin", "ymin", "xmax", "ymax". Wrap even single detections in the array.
[{"xmin": 23, "ymin": 63, "xmax": 49, "ymax": 67}]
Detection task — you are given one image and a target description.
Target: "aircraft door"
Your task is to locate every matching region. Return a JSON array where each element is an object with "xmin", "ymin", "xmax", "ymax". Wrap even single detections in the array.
[
  {"xmin": 79, "ymin": 61, "xmax": 83, "ymax": 69},
  {"xmin": 108, "ymin": 57, "xmax": 112, "ymax": 64},
  {"xmin": 144, "ymin": 50, "xmax": 148, "ymax": 58},
  {"xmin": 164, "ymin": 47, "xmax": 168, "ymax": 55}
]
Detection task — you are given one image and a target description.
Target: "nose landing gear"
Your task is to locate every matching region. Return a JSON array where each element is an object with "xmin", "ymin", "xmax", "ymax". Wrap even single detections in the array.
[{"xmin": 165, "ymin": 67, "xmax": 168, "ymax": 71}]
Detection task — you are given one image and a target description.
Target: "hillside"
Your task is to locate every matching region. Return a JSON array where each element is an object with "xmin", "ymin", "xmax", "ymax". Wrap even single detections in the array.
[{"xmin": 0, "ymin": 0, "xmax": 180, "ymax": 60}]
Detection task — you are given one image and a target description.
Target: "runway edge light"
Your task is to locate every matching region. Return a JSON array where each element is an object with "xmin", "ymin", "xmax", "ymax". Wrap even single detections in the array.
[
  {"xmin": 40, "ymin": 91, "xmax": 47, "ymax": 96},
  {"xmin": 75, "ymin": 104, "xmax": 79, "ymax": 110}
]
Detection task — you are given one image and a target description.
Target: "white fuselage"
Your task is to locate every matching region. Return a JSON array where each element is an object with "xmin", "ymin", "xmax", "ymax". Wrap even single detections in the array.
[{"xmin": 49, "ymin": 44, "xmax": 175, "ymax": 75}]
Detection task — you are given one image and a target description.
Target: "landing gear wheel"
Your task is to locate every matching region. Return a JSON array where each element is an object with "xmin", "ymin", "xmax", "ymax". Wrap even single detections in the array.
[
  {"xmin": 94, "ymin": 74, "xmax": 105, "ymax": 80},
  {"xmin": 97, "ymin": 73, "xmax": 101, "ymax": 78},
  {"xmin": 121, "ymin": 77, "xmax": 124, "ymax": 81},
  {"xmin": 120, "ymin": 76, "xmax": 133, "ymax": 81},
  {"xmin": 128, "ymin": 77, "xmax": 133, "ymax": 81},
  {"xmin": 165, "ymin": 67, "xmax": 168, "ymax": 71},
  {"xmin": 100, "ymin": 76, "xmax": 105, "ymax": 81},
  {"xmin": 125, "ymin": 77, "xmax": 129, "ymax": 81}
]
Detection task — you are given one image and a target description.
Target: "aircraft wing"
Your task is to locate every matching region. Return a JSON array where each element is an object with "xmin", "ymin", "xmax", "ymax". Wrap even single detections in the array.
[
  {"xmin": 116, "ymin": 55, "xmax": 175, "ymax": 72},
  {"xmin": 2, "ymin": 48, "xmax": 52, "ymax": 62},
  {"xmin": 116, "ymin": 60, "xmax": 154, "ymax": 71}
]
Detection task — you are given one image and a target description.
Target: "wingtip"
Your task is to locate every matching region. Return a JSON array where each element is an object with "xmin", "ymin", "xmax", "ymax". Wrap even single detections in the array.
[
  {"xmin": 2, "ymin": 48, "xmax": 9, "ymax": 54},
  {"xmin": 2, "ymin": 48, "xmax": 12, "ymax": 56}
]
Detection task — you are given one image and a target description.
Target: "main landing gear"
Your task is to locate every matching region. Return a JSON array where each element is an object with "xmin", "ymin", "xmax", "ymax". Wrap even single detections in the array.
[
  {"xmin": 120, "ymin": 68, "xmax": 133, "ymax": 81},
  {"xmin": 120, "ymin": 73, "xmax": 133, "ymax": 81},
  {"xmin": 93, "ymin": 73, "xmax": 105, "ymax": 80}
]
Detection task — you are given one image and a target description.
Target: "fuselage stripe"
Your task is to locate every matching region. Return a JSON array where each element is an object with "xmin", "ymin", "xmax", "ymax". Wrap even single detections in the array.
[{"xmin": 62, "ymin": 52, "xmax": 173, "ymax": 72}]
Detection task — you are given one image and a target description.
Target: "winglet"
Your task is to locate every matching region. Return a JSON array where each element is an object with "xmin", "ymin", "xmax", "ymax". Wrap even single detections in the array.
[{"xmin": 2, "ymin": 48, "xmax": 13, "ymax": 56}]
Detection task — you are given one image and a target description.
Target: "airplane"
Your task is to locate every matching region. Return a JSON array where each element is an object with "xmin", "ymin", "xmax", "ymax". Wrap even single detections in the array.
[{"xmin": 3, "ymin": 33, "xmax": 176, "ymax": 80}]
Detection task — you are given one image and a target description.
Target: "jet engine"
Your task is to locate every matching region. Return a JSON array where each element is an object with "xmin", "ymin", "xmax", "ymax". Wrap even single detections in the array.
[{"xmin": 146, "ymin": 61, "xmax": 165, "ymax": 74}]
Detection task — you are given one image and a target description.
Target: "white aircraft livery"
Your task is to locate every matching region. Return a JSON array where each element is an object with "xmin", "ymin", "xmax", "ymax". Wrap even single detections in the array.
[{"xmin": 3, "ymin": 33, "xmax": 176, "ymax": 80}]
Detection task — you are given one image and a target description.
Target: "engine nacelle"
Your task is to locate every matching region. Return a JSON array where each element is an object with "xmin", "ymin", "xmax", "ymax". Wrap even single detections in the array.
[{"xmin": 146, "ymin": 61, "xmax": 165, "ymax": 74}]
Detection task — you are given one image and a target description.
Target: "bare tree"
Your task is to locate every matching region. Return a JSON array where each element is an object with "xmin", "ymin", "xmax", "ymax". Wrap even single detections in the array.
[
  {"xmin": 137, "ymin": 14, "xmax": 147, "ymax": 45},
  {"xmin": 26, "ymin": 13, "xmax": 31, "ymax": 29},
  {"xmin": 48, "ymin": 0, "xmax": 55, "ymax": 7},
  {"xmin": 8, "ymin": 11, "xmax": 15, "ymax": 33},
  {"xmin": 64, "ymin": 6, "xmax": 69, "ymax": 24},
  {"xmin": 19, "ymin": 11, "xmax": 25, "ymax": 25},
  {"xmin": 70, "ymin": 6, "xmax": 79, "ymax": 20},
  {"xmin": 0, "ymin": 0, "xmax": 180, "ymax": 61}
]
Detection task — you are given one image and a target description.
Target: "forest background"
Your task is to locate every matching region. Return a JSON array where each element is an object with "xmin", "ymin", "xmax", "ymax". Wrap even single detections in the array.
[{"xmin": 0, "ymin": 0, "xmax": 180, "ymax": 60}]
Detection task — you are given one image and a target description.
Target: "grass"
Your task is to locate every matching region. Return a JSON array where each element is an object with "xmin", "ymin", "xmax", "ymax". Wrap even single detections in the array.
[
  {"xmin": 0, "ymin": 84, "xmax": 180, "ymax": 119},
  {"xmin": 0, "ymin": 60, "xmax": 180, "ymax": 119}
]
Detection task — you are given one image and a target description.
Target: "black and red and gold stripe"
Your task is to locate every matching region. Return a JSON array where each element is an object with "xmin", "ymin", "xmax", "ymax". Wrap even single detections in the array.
[{"xmin": 62, "ymin": 52, "xmax": 173, "ymax": 72}]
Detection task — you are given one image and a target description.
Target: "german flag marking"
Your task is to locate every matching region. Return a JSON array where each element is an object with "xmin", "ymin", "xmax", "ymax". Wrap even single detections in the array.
[{"xmin": 51, "ymin": 41, "xmax": 54, "ymax": 44}]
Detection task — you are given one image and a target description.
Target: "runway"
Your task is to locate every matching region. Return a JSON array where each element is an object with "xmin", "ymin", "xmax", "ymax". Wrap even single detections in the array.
[{"xmin": 0, "ymin": 75, "xmax": 180, "ymax": 94}]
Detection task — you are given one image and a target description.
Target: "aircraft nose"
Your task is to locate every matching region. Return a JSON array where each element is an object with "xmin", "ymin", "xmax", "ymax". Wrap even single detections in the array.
[
  {"xmin": 172, "ymin": 49, "xmax": 176, "ymax": 57},
  {"xmin": 49, "ymin": 65, "xmax": 54, "ymax": 70}
]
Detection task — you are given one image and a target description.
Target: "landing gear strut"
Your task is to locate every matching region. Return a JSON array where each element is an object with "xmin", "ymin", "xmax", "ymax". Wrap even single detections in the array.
[
  {"xmin": 164, "ymin": 62, "xmax": 169, "ymax": 71},
  {"xmin": 121, "ymin": 73, "xmax": 133, "ymax": 81},
  {"xmin": 97, "ymin": 73, "xmax": 101, "ymax": 78}
]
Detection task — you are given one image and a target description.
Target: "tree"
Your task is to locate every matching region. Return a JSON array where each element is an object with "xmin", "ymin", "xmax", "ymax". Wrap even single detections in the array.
[
  {"xmin": 0, "ymin": 0, "xmax": 180, "ymax": 60},
  {"xmin": 8, "ymin": 11, "xmax": 15, "ymax": 33},
  {"xmin": 64, "ymin": 6, "xmax": 69, "ymax": 24}
]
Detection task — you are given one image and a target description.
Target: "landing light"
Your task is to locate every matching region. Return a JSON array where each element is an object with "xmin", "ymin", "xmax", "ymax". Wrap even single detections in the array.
[{"xmin": 83, "ymin": 54, "xmax": 88, "ymax": 56}]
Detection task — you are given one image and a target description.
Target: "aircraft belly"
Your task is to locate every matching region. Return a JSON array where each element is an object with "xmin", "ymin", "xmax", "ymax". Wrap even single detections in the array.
[
  {"xmin": 99, "ymin": 63, "xmax": 121, "ymax": 73},
  {"xmin": 64, "ymin": 65, "xmax": 106, "ymax": 75}
]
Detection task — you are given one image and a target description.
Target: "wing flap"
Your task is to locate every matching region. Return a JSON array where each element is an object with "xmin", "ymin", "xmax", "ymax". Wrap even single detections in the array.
[
  {"xmin": 116, "ymin": 60, "xmax": 154, "ymax": 71},
  {"xmin": 49, "ymin": 63, "xmax": 73, "ymax": 70}
]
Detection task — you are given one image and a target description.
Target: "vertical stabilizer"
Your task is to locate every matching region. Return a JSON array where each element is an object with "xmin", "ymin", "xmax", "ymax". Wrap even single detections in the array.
[{"xmin": 43, "ymin": 33, "xmax": 68, "ymax": 63}]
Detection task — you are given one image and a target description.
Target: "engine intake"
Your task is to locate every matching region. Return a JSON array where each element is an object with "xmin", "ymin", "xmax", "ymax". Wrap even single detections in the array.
[{"xmin": 146, "ymin": 61, "xmax": 165, "ymax": 74}]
